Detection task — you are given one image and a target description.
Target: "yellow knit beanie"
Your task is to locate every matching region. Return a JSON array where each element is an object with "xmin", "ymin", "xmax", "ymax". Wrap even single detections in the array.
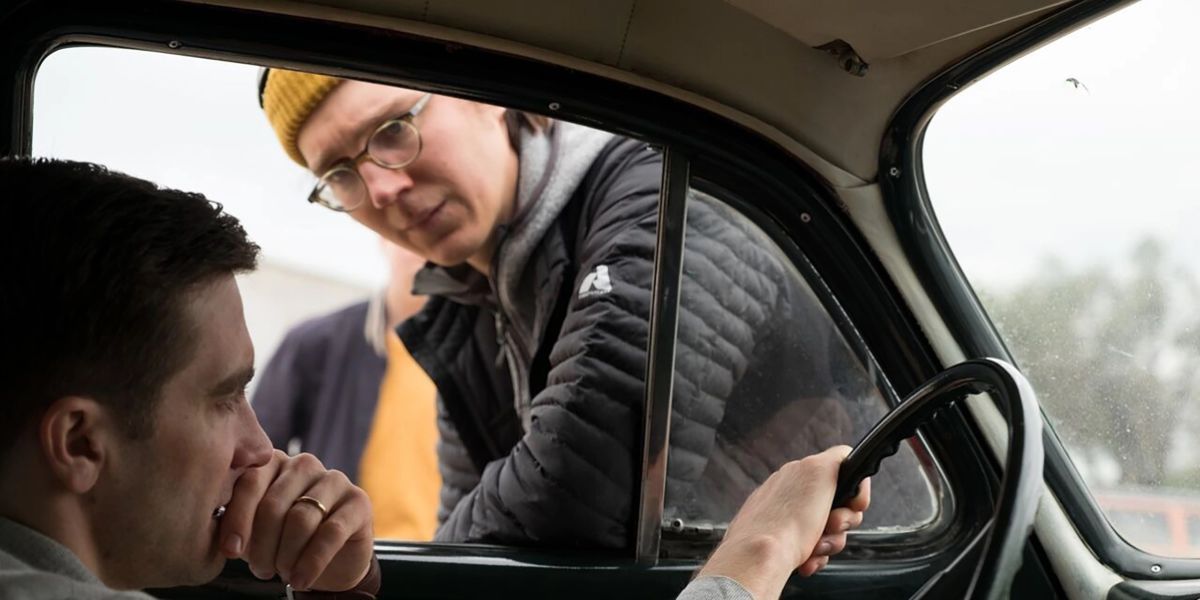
[{"xmin": 259, "ymin": 69, "xmax": 342, "ymax": 167}]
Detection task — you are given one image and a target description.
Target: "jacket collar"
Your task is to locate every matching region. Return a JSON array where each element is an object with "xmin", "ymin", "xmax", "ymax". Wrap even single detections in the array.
[{"xmin": 412, "ymin": 121, "xmax": 615, "ymax": 310}]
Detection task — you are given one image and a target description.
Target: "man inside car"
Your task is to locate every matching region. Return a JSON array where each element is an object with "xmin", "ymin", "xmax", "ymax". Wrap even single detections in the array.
[
  {"xmin": 0, "ymin": 157, "xmax": 867, "ymax": 600},
  {"xmin": 0, "ymin": 158, "xmax": 379, "ymax": 598},
  {"xmin": 258, "ymin": 69, "xmax": 868, "ymax": 550}
]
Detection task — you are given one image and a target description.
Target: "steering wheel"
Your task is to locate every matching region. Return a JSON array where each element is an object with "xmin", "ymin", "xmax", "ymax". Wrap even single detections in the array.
[{"xmin": 832, "ymin": 358, "xmax": 1043, "ymax": 600}]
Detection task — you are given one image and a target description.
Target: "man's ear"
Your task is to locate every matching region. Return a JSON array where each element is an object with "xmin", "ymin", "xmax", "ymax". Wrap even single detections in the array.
[{"xmin": 39, "ymin": 396, "xmax": 110, "ymax": 494}]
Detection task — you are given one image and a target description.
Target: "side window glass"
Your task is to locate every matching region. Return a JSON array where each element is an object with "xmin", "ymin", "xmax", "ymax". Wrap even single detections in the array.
[
  {"xmin": 1188, "ymin": 514, "xmax": 1200, "ymax": 554},
  {"xmin": 1103, "ymin": 506, "xmax": 1171, "ymax": 556},
  {"xmin": 661, "ymin": 181, "xmax": 940, "ymax": 546},
  {"xmin": 924, "ymin": 0, "xmax": 1200, "ymax": 558}
]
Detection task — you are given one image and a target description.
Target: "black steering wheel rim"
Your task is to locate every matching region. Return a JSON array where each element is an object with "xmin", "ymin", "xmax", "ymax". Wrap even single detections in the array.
[{"xmin": 834, "ymin": 358, "xmax": 1043, "ymax": 600}]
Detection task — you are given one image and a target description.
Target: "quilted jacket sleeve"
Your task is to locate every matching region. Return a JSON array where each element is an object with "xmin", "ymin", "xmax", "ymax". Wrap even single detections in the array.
[
  {"xmin": 665, "ymin": 206, "xmax": 859, "ymax": 519},
  {"xmin": 434, "ymin": 393, "xmax": 482, "ymax": 525},
  {"xmin": 435, "ymin": 137, "xmax": 813, "ymax": 547}
]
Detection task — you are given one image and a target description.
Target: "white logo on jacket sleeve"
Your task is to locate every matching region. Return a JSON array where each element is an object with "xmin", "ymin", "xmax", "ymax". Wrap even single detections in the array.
[{"xmin": 578, "ymin": 265, "xmax": 613, "ymax": 298}]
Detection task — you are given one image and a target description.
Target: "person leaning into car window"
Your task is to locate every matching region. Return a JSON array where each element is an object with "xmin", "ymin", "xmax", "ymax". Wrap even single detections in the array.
[
  {"xmin": 257, "ymin": 70, "xmax": 863, "ymax": 550},
  {"xmin": 0, "ymin": 158, "xmax": 379, "ymax": 598}
]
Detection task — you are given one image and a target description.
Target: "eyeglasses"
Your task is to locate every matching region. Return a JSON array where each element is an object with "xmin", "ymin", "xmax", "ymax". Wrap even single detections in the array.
[{"xmin": 307, "ymin": 93, "xmax": 433, "ymax": 212}]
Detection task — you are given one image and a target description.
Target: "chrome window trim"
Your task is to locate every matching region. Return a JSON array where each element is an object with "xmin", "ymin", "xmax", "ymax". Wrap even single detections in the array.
[{"xmin": 635, "ymin": 148, "xmax": 690, "ymax": 565}]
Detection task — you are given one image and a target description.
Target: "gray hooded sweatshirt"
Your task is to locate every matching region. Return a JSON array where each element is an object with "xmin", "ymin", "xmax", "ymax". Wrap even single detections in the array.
[{"xmin": 0, "ymin": 517, "xmax": 153, "ymax": 600}]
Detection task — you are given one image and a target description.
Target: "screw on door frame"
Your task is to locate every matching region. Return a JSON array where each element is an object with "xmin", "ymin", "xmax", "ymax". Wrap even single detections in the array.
[{"xmin": 815, "ymin": 39, "xmax": 868, "ymax": 77}]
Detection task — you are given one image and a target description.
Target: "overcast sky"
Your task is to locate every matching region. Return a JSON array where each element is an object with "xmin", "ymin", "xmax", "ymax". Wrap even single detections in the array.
[
  {"xmin": 33, "ymin": 49, "xmax": 387, "ymax": 289},
  {"xmin": 31, "ymin": 0, "xmax": 1197, "ymax": 296},
  {"xmin": 924, "ymin": 0, "xmax": 1200, "ymax": 290}
]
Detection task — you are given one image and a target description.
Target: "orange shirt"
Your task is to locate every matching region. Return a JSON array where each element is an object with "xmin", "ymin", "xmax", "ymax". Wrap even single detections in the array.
[{"xmin": 357, "ymin": 331, "xmax": 441, "ymax": 540}]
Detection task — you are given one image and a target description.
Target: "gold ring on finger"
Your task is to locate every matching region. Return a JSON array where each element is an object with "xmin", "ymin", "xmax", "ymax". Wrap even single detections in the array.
[{"xmin": 293, "ymin": 495, "xmax": 329, "ymax": 519}]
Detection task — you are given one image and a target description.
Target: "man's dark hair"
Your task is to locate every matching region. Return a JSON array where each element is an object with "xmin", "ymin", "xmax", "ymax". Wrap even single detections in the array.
[{"xmin": 0, "ymin": 157, "xmax": 260, "ymax": 454}]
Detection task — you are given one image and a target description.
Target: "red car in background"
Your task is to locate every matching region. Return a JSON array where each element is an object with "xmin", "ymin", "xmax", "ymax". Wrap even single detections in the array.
[{"xmin": 1098, "ymin": 490, "xmax": 1200, "ymax": 558}]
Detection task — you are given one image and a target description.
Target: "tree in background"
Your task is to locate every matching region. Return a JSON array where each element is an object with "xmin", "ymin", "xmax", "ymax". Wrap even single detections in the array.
[{"xmin": 978, "ymin": 238, "xmax": 1200, "ymax": 488}]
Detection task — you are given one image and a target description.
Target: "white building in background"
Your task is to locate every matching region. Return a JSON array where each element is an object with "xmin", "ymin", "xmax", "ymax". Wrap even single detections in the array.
[{"xmin": 238, "ymin": 258, "xmax": 373, "ymax": 395}]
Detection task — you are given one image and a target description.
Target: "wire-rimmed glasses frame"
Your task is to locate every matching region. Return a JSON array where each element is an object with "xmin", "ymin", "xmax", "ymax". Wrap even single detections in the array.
[{"xmin": 307, "ymin": 93, "xmax": 433, "ymax": 213}]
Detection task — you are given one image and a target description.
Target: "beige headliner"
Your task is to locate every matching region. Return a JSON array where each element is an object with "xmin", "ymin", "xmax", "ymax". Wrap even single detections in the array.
[{"xmin": 187, "ymin": 0, "xmax": 1073, "ymax": 183}]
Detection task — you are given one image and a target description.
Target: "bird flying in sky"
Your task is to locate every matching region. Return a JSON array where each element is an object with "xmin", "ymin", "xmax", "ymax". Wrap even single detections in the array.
[{"xmin": 1065, "ymin": 77, "xmax": 1090, "ymax": 93}]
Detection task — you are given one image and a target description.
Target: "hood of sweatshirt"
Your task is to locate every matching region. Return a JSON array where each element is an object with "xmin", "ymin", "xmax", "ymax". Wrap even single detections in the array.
[{"xmin": 412, "ymin": 120, "xmax": 615, "ymax": 314}]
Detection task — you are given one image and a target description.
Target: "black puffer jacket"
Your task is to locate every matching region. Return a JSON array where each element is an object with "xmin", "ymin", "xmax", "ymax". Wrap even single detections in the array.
[{"xmin": 399, "ymin": 128, "xmax": 871, "ymax": 547}]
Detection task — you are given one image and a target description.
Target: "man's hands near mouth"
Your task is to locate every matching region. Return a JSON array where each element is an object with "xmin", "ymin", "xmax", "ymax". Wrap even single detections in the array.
[{"xmin": 218, "ymin": 450, "xmax": 375, "ymax": 592}]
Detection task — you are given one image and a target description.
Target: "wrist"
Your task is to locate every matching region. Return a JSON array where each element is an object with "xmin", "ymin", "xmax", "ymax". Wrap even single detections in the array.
[
  {"xmin": 733, "ymin": 534, "xmax": 808, "ymax": 568},
  {"xmin": 698, "ymin": 534, "xmax": 803, "ymax": 599}
]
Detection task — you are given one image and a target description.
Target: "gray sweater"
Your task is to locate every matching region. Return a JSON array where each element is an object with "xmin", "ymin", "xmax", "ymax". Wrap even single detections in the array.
[
  {"xmin": 0, "ymin": 517, "xmax": 152, "ymax": 600},
  {"xmin": 679, "ymin": 576, "xmax": 754, "ymax": 599}
]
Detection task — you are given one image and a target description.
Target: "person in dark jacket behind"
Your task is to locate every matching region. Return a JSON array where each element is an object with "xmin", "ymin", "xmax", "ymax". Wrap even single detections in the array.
[
  {"xmin": 256, "ymin": 70, "xmax": 901, "ymax": 555},
  {"xmin": 252, "ymin": 239, "xmax": 441, "ymax": 541}
]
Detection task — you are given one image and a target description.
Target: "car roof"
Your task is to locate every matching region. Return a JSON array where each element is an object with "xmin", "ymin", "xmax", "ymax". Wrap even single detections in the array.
[{"xmin": 191, "ymin": 0, "xmax": 1077, "ymax": 183}]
